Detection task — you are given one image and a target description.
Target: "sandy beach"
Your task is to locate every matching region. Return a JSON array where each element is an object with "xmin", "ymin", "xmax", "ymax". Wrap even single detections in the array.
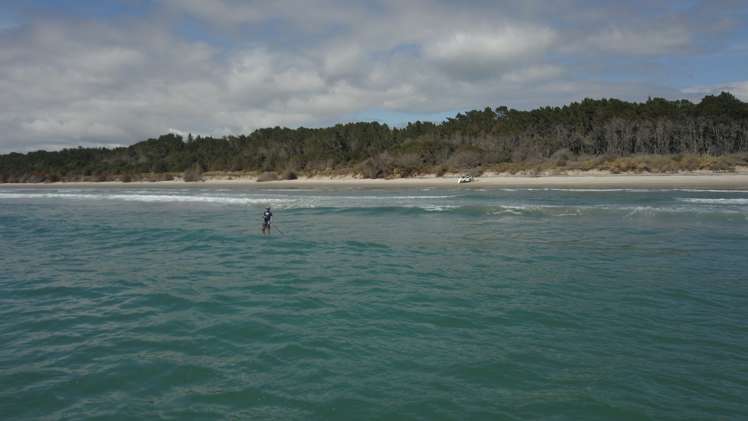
[{"xmin": 5, "ymin": 171, "xmax": 748, "ymax": 189}]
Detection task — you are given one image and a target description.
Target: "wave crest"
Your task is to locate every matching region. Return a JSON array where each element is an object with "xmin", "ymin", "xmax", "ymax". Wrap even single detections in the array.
[{"xmin": 678, "ymin": 198, "xmax": 748, "ymax": 205}]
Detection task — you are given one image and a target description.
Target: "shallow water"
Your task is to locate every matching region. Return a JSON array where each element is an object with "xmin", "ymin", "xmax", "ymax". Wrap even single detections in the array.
[{"xmin": 1, "ymin": 185, "xmax": 747, "ymax": 419}]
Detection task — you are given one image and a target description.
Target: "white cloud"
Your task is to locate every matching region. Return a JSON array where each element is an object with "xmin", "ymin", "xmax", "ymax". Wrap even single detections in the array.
[
  {"xmin": 501, "ymin": 65, "xmax": 564, "ymax": 84},
  {"xmin": 581, "ymin": 25, "xmax": 692, "ymax": 55},
  {"xmin": 425, "ymin": 26, "xmax": 557, "ymax": 63},
  {"xmin": 683, "ymin": 81, "xmax": 748, "ymax": 101},
  {"xmin": 322, "ymin": 43, "xmax": 365, "ymax": 79},
  {"xmin": 422, "ymin": 26, "xmax": 557, "ymax": 80},
  {"xmin": 0, "ymin": 1, "xmax": 744, "ymax": 152},
  {"xmin": 161, "ymin": 0, "xmax": 268, "ymax": 25}
]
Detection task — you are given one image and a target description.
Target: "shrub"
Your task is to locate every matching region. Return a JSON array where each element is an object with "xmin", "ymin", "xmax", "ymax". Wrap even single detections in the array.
[
  {"xmin": 183, "ymin": 163, "xmax": 203, "ymax": 182},
  {"xmin": 27, "ymin": 174, "xmax": 46, "ymax": 183},
  {"xmin": 465, "ymin": 167, "xmax": 483, "ymax": 177},
  {"xmin": 550, "ymin": 148, "xmax": 573, "ymax": 161},
  {"xmin": 703, "ymin": 156, "xmax": 735, "ymax": 172},
  {"xmin": 392, "ymin": 153, "xmax": 423, "ymax": 177},
  {"xmin": 680, "ymin": 155, "xmax": 700, "ymax": 171},
  {"xmin": 356, "ymin": 153, "xmax": 394, "ymax": 179},
  {"xmin": 357, "ymin": 159, "xmax": 382, "ymax": 178},
  {"xmin": 281, "ymin": 170, "xmax": 298, "ymax": 180},
  {"xmin": 144, "ymin": 172, "xmax": 174, "ymax": 182},
  {"xmin": 447, "ymin": 149, "xmax": 483, "ymax": 171},
  {"xmin": 256, "ymin": 171, "xmax": 279, "ymax": 182}
]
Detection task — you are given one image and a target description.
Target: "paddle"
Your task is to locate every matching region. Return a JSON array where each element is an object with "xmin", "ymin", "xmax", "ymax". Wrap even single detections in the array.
[{"xmin": 273, "ymin": 224, "xmax": 285, "ymax": 236}]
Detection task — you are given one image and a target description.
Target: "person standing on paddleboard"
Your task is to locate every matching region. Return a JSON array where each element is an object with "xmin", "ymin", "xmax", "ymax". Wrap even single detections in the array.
[{"xmin": 262, "ymin": 207, "xmax": 273, "ymax": 235}]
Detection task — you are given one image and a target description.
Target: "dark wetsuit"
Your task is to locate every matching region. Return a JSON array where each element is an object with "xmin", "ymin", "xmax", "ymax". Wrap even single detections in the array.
[{"xmin": 262, "ymin": 210, "xmax": 272, "ymax": 230}]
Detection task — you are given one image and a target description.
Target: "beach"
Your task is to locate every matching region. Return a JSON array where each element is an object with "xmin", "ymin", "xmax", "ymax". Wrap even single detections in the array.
[
  {"xmin": 231, "ymin": 172, "xmax": 748, "ymax": 188},
  {"xmin": 6, "ymin": 171, "xmax": 748, "ymax": 189}
]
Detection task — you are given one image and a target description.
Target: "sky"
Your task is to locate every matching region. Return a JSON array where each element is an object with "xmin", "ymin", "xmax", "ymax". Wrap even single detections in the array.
[{"xmin": 0, "ymin": 0, "xmax": 747, "ymax": 152}]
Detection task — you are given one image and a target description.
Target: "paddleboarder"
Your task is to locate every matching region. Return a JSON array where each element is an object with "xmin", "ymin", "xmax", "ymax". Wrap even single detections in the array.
[{"xmin": 262, "ymin": 207, "xmax": 273, "ymax": 235}]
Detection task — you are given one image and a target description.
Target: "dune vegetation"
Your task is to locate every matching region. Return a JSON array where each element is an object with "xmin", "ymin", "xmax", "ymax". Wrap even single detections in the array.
[{"xmin": 2, "ymin": 93, "xmax": 748, "ymax": 182}]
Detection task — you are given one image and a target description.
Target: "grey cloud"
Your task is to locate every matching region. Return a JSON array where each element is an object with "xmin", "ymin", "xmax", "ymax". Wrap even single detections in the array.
[
  {"xmin": 683, "ymin": 81, "xmax": 748, "ymax": 101},
  {"xmin": 422, "ymin": 25, "xmax": 558, "ymax": 80},
  {"xmin": 583, "ymin": 25, "xmax": 692, "ymax": 55},
  {"xmin": 0, "ymin": 1, "xmax": 746, "ymax": 152}
]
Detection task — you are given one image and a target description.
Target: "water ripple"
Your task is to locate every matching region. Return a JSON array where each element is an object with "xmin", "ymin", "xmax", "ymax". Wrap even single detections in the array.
[{"xmin": 1, "ymin": 186, "xmax": 747, "ymax": 419}]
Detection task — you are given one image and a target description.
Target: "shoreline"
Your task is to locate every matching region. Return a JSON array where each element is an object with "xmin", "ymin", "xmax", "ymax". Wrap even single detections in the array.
[{"xmin": 3, "ymin": 172, "xmax": 748, "ymax": 189}]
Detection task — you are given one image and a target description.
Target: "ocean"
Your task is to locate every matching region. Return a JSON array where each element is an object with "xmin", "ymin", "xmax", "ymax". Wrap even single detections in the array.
[{"xmin": 1, "ymin": 185, "xmax": 747, "ymax": 419}]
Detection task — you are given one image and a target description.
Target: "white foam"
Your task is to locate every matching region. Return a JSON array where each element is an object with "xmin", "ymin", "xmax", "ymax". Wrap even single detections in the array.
[
  {"xmin": 418, "ymin": 204, "xmax": 459, "ymax": 212},
  {"xmin": 500, "ymin": 188, "xmax": 748, "ymax": 193},
  {"xmin": 490, "ymin": 204, "xmax": 563, "ymax": 215},
  {"xmin": 623, "ymin": 206, "xmax": 660, "ymax": 217},
  {"xmin": 0, "ymin": 191, "xmax": 465, "ymax": 212},
  {"xmin": 550, "ymin": 188, "xmax": 639, "ymax": 192},
  {"xmin": 673, "ymin": 189, "xmax": 748, "ymax": 193},
  {"xmin": 678, "ymin": 198, "xmax": 748, "ymax": 205},
  {"xmin": 335, "ymin": 195, "xmax": 454, "ymax": 200},
  {"xmin": 263, "ymin": 188, "xmax": 318, "ymax": 192},
  {"xmin": 493, "ymin": 208, "xmax": 524, "ymax": 215},
  {"xmin": 486, "ymin": 202, "xmax": 744, "ymax": 216},
  {"xmin": 519, "ymin": 188, "xmax": 648, "ymax": 192},
  {"xmin": 0, "ymin": 192, "xmax": 291, "ymax": 206}
]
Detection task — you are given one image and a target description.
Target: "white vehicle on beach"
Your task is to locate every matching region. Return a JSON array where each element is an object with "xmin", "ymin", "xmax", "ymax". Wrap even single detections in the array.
[{"xmin": 457, "ymin": 175, "xmax": 473, "ymax": 184}]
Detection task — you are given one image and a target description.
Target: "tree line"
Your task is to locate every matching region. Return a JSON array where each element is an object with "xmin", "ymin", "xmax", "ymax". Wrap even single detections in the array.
[{"xmin": 2, "ymin": 92, "xmax": 747, "ymax": 182}]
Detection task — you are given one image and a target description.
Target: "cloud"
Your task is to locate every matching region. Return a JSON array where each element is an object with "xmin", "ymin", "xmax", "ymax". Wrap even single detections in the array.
[
  {"xmin": 501, "ymin": 65, "xmax": 564, "ymax": 84},
  {"xmin": 425, "ymin": 27, "xmax": 556, "ymax": 62},
  {"xmin": 160, "ymin": 0, "xmax": 372, "ymax": 32},
  {"xmin": 584, "ymin": 25, "xmax": 692, "ymax": 55},
  {"xmin": 0, "ymin": 1, "xmax": 746, "ymax": 152},
  {"xmin": 0, "ymin": 19, "xmax": 222, "ymax": 150},
  {"xmin": 423, "ymin": 25, "xmax": 557, "ymax": 79},
  {"xmin": 683, "ymin": 81, "xmax": 748, "ymax": 101}
]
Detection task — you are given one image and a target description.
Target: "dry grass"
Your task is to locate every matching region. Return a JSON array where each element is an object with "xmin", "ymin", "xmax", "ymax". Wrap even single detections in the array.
[{"xmin": 488, "ymin": 153, "xmax": 748, "ymax": 175}]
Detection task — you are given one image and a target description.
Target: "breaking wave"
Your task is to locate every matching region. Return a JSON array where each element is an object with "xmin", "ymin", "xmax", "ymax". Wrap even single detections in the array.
[
  {"xmin": 0, "ymin": 191, "xmax": 458, "ymax": 212},
  {"xmin": 0, "ymin": 192, "xmax": 291, "ymax": 206},
  {"xmin": 678, "ymin": 198, "xmax": 748, "ymax": 205},
  {"xmin": 2, "ymin": 189, "xmax": 747, "ymax": 215}
]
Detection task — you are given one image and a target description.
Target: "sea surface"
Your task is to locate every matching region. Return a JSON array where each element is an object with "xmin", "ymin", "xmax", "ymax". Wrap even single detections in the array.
[{"xmin": 1, "ymin": 185, "xmax": 747, "ymax": 420}]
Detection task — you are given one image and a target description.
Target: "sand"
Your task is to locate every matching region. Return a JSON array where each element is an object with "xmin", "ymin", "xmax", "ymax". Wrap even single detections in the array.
[{"xmin": 5, "ymin": 172, "xmax": 748, "ymax": 189}]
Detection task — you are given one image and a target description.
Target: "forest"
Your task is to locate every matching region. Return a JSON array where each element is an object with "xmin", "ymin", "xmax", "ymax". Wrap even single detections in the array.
[{"xmin": 2, "ymin": 92, "xmax": 748, "ymax": 182}]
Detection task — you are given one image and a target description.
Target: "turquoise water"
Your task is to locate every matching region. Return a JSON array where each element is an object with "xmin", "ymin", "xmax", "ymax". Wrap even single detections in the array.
[{"xmin": 1, "ymin": 185, "xmax": 747, "ymax": 419}]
